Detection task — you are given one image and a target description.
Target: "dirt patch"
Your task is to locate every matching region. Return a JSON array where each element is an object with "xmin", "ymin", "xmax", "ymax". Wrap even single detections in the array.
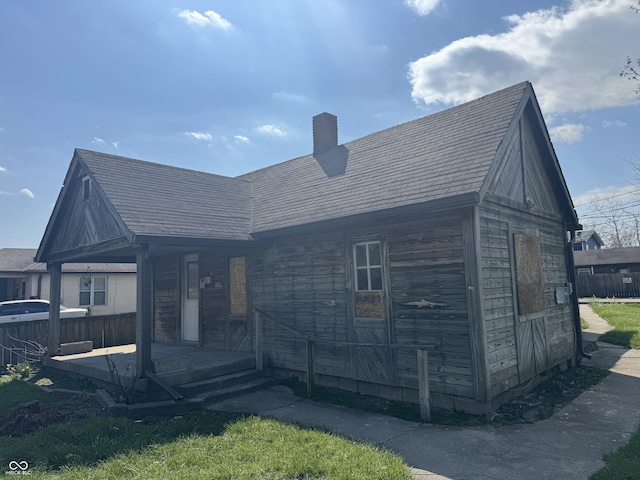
[{"xmin": 0, "ymin": 396, "xmax": 102, "ymax": 438}]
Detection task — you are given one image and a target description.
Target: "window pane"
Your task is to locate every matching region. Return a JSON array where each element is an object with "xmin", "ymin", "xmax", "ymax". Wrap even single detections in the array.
[
  {"xmin": 80, "ymin": 278, "xmax": 91, "ymax": 291},
  {"xmin": 355, "ymin": 244, "xmax": 367, "ymax": 267},
  {"xmin": 79, "ymin": 292, "xmax": 91, "ymax": 306},
  {"xmin": 94, "ymin": 291, "xmax": 106, "ymax": 306},
  {"xmin": 94, "ymin": 276, "xmax": 106, "ymax": 290},
  {"xmin": 356, "ymin": 269, "xmax": 369, "ymax": 291},
  {"xmin": 370, "ymin": 267, "xmax": 383, "ymax": 290},
  {"xmin": 368, "ymin": 243, "xmax": 381, "ymax": 266},
  {"xmin": 187, "ymin": 261, "xmax": 199, "ymax": 300}
]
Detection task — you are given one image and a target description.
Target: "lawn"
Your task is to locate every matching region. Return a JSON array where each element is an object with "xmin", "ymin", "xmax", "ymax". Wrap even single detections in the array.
[
  {"xmin": 590, "ymin": 302, "xmax": 640, "ymax": 349},
  {"xmin": 588, "ymin": 302, "xmax": 640, "ymax": 479},
  {"xmin": 0, "ymin": 375, "xmax": 411, "ymax": 479}
]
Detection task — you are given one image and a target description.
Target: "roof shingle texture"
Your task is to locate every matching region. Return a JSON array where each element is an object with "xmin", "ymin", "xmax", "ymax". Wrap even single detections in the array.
[
  {"xmin": 574, "ymin": 247, "xmax": 640, "ymax": 267},
  {"xmin": 75, "ymin": 150, "xmax": 253, "ymax": 241},
  {"xmin": 73, "ymin": 82, "xmax": 529, "ymax": 240},
  {"xmin": 0, "ymin": 248, "xmax": 135, "ymax": 273},
  {"xmin": 241, "ymin": 82, "xmax": 528, "ymax": 233}
]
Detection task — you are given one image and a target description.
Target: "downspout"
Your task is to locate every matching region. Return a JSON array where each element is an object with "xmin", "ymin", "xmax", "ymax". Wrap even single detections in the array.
[
  {"xmin": 37, "ymin": 274, "xmax": 43, "ymax": 299},
  {"xmin": 567, "ymin": 228, "xmax": 591, "ymax": 360}
]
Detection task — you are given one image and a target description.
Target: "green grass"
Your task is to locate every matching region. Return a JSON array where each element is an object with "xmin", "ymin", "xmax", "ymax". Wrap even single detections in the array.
[
  {"xmin": 590, "ymin": 303, "xmax": 640, "ymax": 349},
  {"xmin": 581, "ymin": 317, "xmax": 589, "ymax": 330},
  {"xmin": 590, "ymin": 426, "xmax": 640, "ymax": 480},
  {"xmin": 0, "ymin": 378, "xmax": 411, "ymax": 479}
]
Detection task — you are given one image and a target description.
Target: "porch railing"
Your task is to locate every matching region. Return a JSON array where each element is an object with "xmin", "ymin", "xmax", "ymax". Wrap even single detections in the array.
[{"xmin": 253, "ymin": 308, "xmax": 434, "ymax": 421}]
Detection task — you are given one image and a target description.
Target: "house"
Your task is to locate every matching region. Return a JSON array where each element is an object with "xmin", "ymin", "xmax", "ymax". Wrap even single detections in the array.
[
  {"xmin": 35, "ymin": 82, "xmax": 582, "ymax": 413},
  {"xmin": 0, "ymin": 248, "xmax": 136, "ymax": 315},
  {"xmin": 573, "ymin": 230, "xmax": 604, "ymax": 251},
  {"xmin": 575, "ymin": 246, "xmax": 640, "ymax": 275},
  {"xmin": 574, "ymin": 246, "xmax": 640, "ymax": 298}
]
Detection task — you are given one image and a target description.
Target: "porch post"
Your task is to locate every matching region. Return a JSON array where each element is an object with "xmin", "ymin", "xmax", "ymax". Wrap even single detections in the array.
[
  {"xmin": 136, "ymin": 244, "xmax": 153, "ymax": 377},
  {"xmin": 47, "ymin": 262, "xmax": 62, "ymax": 357}
]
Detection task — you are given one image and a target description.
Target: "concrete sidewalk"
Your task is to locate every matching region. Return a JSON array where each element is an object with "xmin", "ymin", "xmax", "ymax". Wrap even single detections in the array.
[{"xmin": 208, "ymin": 309, "xmax": 640, "ymax": 479}]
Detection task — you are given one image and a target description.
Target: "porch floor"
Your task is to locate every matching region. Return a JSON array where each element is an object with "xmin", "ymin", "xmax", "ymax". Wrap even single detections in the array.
[{"xmin": 43, "ymin": 343, "xmax": 257, "ymax": 387}]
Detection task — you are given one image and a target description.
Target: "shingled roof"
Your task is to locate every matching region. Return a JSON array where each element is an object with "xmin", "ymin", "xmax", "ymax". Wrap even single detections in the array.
[
  {"xmin": 241, "ymin": 81, "xmax": 531, "ymax": 233},
  {"xmin": 75, "ymin": 150, "xmax": 253, "ymax": 241},
  {"xmin": 38, "ymin": 81, "xmax": 577, "ymax": 258},
  {"xmin": 0, "ymin": 248, "xmax": 135, "ymax": 273}
]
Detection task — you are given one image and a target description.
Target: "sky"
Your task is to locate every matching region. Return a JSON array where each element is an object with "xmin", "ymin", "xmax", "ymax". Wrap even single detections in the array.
[{"xmin": 1, "ymin": 0, "xmax": 639, "ymax": 248}]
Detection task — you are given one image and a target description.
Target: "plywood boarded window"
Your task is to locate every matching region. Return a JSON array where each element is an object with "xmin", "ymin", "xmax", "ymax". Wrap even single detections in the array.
[
  {"xmin": 514, "ymin": 234, "xmax": 545, "ymax": 315},
  {"xmin": 353, "ymin": 241, "xmax": 384, "ymax": 318},
  {"xmin": 229, "ymin": 256, "xmax": 247, "ymax": 315}
]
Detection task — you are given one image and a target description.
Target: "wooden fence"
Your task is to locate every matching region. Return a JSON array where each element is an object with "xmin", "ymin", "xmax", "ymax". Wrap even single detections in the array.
[
  {"xmin": 0, "ymin": 313, "xmax": 136, "ymax": 366},
  {"xmin": 576, "ymin": 272, "xmax": 640, "ymax": 298}
]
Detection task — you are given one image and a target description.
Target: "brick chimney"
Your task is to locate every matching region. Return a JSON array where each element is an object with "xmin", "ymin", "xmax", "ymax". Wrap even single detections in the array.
[{"xmin": 313, "ymin": 112, "xmax": 338, "ymax": 156}]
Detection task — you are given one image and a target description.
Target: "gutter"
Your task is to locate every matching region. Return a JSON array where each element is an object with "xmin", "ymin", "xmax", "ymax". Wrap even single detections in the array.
[{"xmin": 567, "ymin": 228, "xmax": 591, "ymax": 360}]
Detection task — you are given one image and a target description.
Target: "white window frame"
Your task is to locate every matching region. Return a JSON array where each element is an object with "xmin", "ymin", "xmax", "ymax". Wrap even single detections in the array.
[
  {"xmin": 353, "ymin": 241, "xmax": 383, "ymax": 292},
  {"xmin": 79, "ymin": 275, "xmax": 107, "ymax": 306}
]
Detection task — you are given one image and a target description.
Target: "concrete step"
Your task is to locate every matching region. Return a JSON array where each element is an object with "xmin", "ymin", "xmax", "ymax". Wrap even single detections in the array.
[
  {"xmin": 175, "ymin": 369, "xmax": 262, "ymax": 396},
  {"xmin": 194, "ymin": 377, "xmax": 276, "ymax": 404},
  {"xmin": 157, "ymin": 356, "xmax": 256, "ymax": 386}
]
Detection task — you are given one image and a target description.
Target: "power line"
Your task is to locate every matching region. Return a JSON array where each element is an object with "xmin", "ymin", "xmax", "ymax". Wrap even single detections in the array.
[{"xmin": 573, "ymin": 187, "xmax": 640, "ymax": 208}]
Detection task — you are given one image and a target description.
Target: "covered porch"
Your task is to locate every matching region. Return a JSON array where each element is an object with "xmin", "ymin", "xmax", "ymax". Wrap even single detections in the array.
[{"xmin": 43, "ymin": 342, "xmax": 257, "ymax": 388}]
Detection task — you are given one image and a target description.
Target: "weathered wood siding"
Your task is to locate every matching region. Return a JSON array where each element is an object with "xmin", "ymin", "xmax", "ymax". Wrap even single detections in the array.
[
  {"xmin": 153, "ymin": 255, "xmax": 179, "ymax": 343},
  {"xmin": 388, "ymin": 215, "xmax": 474, "ymax": 398},
  {"xmin": 481, "ymin": 105, "xmax": 576, "ymax": 397},
  {"xmin": 480, "ymin": 200, "xmax": 574, "ymax": 397},
  {"xmin": 153, "ymin": 250, "xmax": 251, "ymax": 351},
  {"xmin": 252, "ymin": 213, "xmax": 475, "ymax": 398},
  {"xmin": 49, "ymin": 166, "xmax": 126, "ymax": 254},
  {"xmin": 252, "ymin": 232, "xmax": 351, "ymax": 377}
]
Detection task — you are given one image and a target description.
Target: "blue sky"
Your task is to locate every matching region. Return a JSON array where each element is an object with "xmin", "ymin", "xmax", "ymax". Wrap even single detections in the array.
[{"xmin": 1, "ymin": 0, "xmax": 639, "ymax": 247}]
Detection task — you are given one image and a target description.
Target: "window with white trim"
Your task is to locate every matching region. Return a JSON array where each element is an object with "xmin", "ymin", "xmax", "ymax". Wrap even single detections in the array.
[
  {"xmin": 80, "ymin": 275, "xmax": 107, "ymax": 306},
  {"xmin": 354, "ymin": 241, "xmax": 383, "ymax": 291}
]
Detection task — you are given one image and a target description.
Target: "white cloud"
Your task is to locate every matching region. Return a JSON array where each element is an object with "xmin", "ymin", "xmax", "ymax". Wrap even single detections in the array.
[
  {"xmin": 602, "ymin": 120, "xmax": 627, "ymax": 128},
  {"xmin": 112, "ymin": 141, "xmax": 120, "ymax": 148},
  {"xmin": 549, "ymin": 123, "xmax": 585, "ymax": 143},
  {"xmin": 178, "ymin": 9, "xmax": 232, "ymax": 30},
  {"xmin": 19, "ymin": 188, "xmax": 34, "ymax": 198},
  {"xmin": 257, "ymin": 124, "xmax": 287, "ymax": 137},
  {"xmin": 405, "ymin": 0, "xmax": 441, "ymax": 16},
  {"xmin": 573, "ymin": 184, "xmax": 640, "ymax": 207},
  {"xmin": 0, "ymin": 191, "xmax": 14, "ymax": 195},
  {"xmin": 0, "ymin": 166, "xmax": 6, "ymax": 173},
  {"xmin": 234, "ymin": 135, "xmax": 250, "ymax": 143},
  {"xmin": 92, "ymin": 137, "xmax": 105, "ymax": 145},
  {"xmin": 186, "ymin": 132, "xmax": 212, "ymax": 141},
  {"xmin": 408, "ymin": 0, "xmax": 639, "ymax": 115},
  {"xmin": 272, "ymin": 92, "xmax": 310, "ymax": 104}
]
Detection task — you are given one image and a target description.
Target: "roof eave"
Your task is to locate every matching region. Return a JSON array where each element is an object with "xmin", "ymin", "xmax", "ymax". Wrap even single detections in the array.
[{"xmin": 251, "ymin": 191, "xmax": 480, "ymax": 239}]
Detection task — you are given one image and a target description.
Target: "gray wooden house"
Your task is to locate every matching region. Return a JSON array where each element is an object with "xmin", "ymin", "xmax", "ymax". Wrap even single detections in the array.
[{"xmin": 36, "ymin": 82, "xmax": 582, "ymax": 413}]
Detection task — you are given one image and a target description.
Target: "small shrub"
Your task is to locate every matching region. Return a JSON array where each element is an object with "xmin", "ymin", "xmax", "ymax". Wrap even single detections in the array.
[{"xmin": 6, "ymin": 362, "xmax": 34, "ymax": 380}]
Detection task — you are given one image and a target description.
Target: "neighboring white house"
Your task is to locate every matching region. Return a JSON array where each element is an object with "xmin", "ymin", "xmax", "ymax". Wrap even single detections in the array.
[{"xmin": 0, "ymin": 248, "xmax": 136, "ymax": 315}]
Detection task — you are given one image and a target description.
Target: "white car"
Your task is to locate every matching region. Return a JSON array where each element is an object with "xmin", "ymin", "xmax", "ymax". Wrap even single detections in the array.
[{"xmin": 0, "ymin": 299, "xmax": 88, "ymax": 324}]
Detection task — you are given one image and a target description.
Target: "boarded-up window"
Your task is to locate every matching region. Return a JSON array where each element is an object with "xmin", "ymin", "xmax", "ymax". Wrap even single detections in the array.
[
  {"xmin": 353, "ymin": 241, "xmax": 385, "ymax": 318},
  {"xmin": 230, "ymin": 256, "xmax": 247, "ymax": 315},
  {"xmin": 514, "ymin": 234, "xmax": 545, "ymax": 315}
]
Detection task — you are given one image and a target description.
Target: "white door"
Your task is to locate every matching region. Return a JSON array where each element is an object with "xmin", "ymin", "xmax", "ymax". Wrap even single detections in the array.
[{"xmin": 181, "ymin": 254, "xmax": 199, "ymax": 342}]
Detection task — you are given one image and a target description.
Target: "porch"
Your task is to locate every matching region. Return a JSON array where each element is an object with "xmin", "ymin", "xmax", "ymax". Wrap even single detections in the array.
[{"xmin": 43, "ymin": 343, "xmax": 257, "ymax": 388}]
